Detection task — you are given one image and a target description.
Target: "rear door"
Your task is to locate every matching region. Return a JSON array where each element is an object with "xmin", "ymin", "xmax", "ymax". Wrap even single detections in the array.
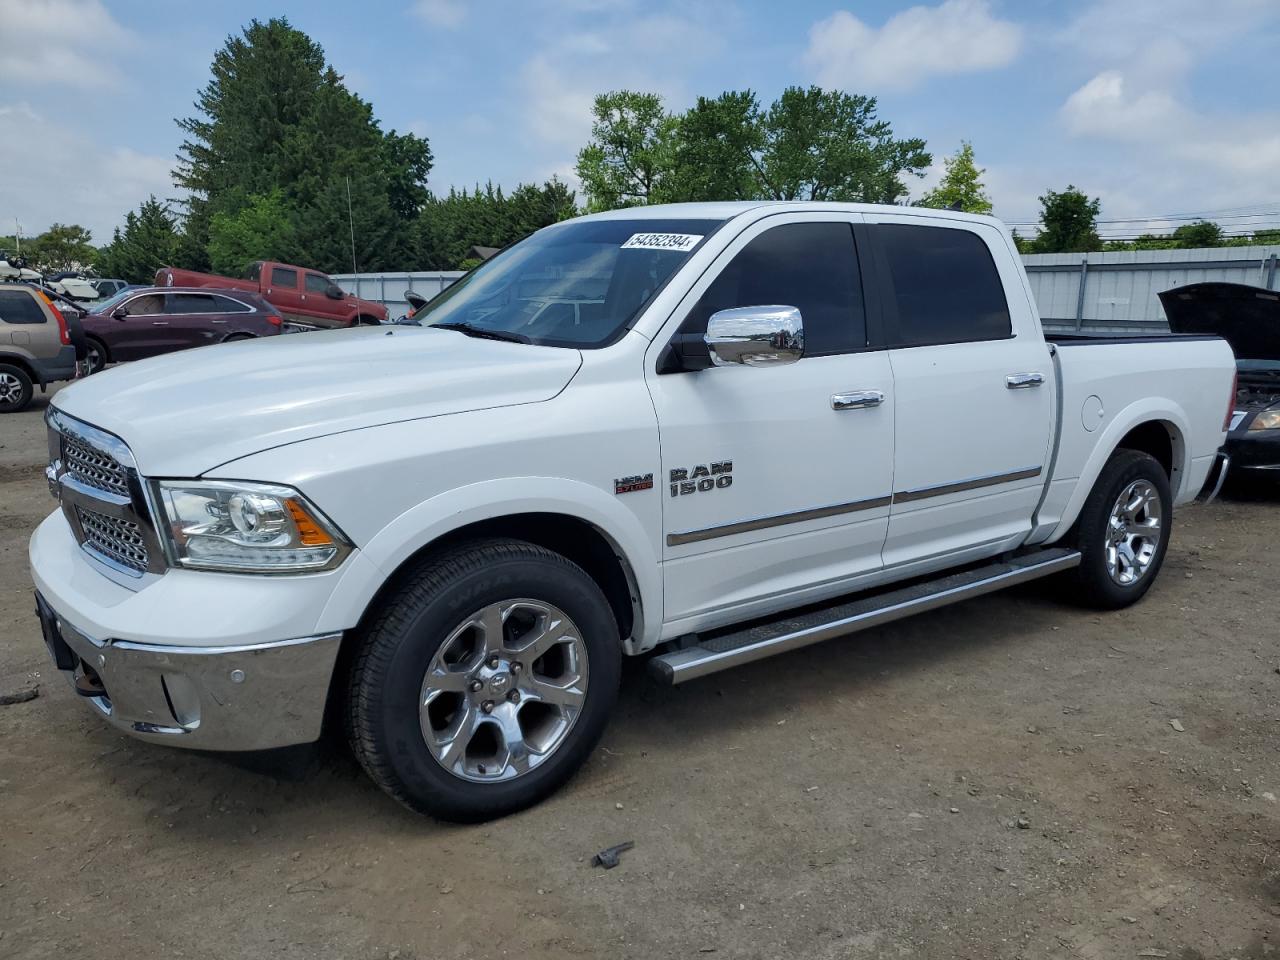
[
  {"xmin": 167, "ymin": 292, "xmax": 227, "ymax": 351},
  {"xmin": 864, "ymin": 215, "xmax": 1052, "ymax": 567}
]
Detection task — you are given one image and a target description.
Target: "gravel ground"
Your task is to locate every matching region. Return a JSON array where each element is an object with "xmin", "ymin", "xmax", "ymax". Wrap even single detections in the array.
[{"xmin": 1, "ymin": 386, "xmax": 1277, "ymax": 959}]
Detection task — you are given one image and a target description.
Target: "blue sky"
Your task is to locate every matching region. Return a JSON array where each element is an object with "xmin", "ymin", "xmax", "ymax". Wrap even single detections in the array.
[{"xmin": 3, "ymin": 0, "xmax": 1280, "ymax": 245}]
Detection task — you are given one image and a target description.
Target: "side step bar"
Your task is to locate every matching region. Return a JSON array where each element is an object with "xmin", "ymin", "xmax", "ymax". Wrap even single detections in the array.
[{"xmin": 649, "ymin": 548, "xmax": 1081, "ymax": 685}]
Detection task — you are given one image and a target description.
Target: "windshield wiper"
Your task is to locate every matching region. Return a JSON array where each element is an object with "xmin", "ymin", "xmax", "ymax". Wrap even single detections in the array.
[{"xmin": 432, "ymin": 321, "xmax": 532, "ymax": 344}]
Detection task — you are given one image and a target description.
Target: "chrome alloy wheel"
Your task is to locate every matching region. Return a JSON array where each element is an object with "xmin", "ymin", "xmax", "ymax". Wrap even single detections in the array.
[
  {"xmin": 0, "ymin": 372, "xmax": 23, "ymax": 404},
  {"xmin": 1105, "ymin": 479, "xmax": 1163, "ymax": 586},
  {"xmin": 420, "ymin": 599, "xmax": 589, "ymax": 783}
]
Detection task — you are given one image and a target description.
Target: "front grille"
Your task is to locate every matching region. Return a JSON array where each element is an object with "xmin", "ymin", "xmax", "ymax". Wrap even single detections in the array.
[
  {"xmin": 76, "ymin": 506, "xmax": 150, "ymax": 573},
  {"xmin": 63, "ymin": 435, "xmax": 130, "ymax": 497}
]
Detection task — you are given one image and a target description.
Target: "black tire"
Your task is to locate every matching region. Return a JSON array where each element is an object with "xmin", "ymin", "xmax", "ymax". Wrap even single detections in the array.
[
  {"xmin": 347, "ymin": 538, "xmax": 621, "ymax": 821},
  {"xmin": 1066, "ymin": 449, "xmax": 1172, "ymax": 609},
  {"xmin": 85, "ymin": 336, "xmax": 108, "ymax": 374},
  {"xmin": 0, "ymin": 363, "xmax": 33, "ymax": 413}
]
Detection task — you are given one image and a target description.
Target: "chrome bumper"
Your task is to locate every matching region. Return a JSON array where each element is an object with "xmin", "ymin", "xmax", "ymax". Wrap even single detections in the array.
[{"xmin": 38, "ymin": 593, "xmax": 342, "ymax": 751}]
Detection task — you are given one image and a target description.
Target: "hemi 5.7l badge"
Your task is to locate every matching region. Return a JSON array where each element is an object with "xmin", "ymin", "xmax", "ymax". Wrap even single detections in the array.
[{"xmin": 614, "ymin": 473, "xmax": 654, "ymax": 495}]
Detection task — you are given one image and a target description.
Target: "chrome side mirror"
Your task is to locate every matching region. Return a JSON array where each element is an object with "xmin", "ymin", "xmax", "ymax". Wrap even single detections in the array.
[{"xmin": 704, "ymin": 305, "xmax": 804, "ymax": 367}]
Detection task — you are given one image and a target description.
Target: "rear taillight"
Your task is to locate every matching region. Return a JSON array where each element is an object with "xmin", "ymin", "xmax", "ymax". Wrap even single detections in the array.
[
  {"xmin": 1224, "ymin": 371, "xmax": 1238, "ymax": 431},
  {"xmin": 38, "ymin": 292, "xmax": 71, "ymax": 345},
  {"xmin": 266, "ymin": 313, "xmax": 283, "ymax": 327}
]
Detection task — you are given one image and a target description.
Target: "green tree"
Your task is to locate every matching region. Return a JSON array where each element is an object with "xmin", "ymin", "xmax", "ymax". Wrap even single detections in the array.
[
  {"xmin": 1031, "ymin": 186, "xmax": 1101, "ymax": 253},
  {"xmin": 756, "ymin": 87, "xmax": 929, "ymax": 202},
  {"xmin": 96, "ymin": 197, "xmax": 180, "ymax": 284},
  {"xmin": 575, "ymin": 86, "xmax": 929, "ymax": 210},
  {"xmin": 1171, "ymin": 220, "xmax": 1223, "ymax": 248},
  {"xmin": 207, "ymin": 188, "xmax": 301, "ymax": 274},
  {"xmin": 23, "ymin": 224, "xmax": 97, "ymax": 273},
  {"xmin": 575, "ymin": 91, "xmax": 676, "ymax": 212},
  {"xmin": 416, "ymin": 179, "xmax": 579, "ymax": 269},
  {"xmin": 918, "ymin": 142, "xmax": 993, "ymax": 214},
  {"xmin": 174, "ymin": 17, "xmax": 432, "ymax": 272}
]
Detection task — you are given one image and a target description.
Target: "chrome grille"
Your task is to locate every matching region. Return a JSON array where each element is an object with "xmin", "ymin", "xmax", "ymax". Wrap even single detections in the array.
[
  {"xmin": 63, "ymin": 434, "xmax": 129, "ymax": 497},
  {"xmin": 76, "ymin": 507, "xmax": 149, "ymax": 573},
  {"xmin": 48, "ymin": 410, "xmax": 160, "ymax": 578}
]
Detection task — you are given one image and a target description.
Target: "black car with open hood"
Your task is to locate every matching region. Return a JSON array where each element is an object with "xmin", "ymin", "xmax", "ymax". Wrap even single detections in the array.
[{"xmin": 1160, "ymin": 282, "xmax": 1280, "ymax": 472}]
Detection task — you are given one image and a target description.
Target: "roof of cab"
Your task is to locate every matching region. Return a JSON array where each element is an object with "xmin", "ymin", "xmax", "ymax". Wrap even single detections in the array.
[{"xmin": 573, "ymin": 200, "xmax": 1006, "ymax": 229}]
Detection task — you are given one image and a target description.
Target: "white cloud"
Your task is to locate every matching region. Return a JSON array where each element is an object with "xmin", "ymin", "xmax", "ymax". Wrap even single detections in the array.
[
  {"xmin": 803, "ymin": 0, "xmax": 1022, "ymax": 93},
  {"xmin": 0, "ymin": 104, "xmax": 175, "ymax": 241},
  {"xmin": 410, "ymin": 0, "xmax": 466, "ymax": 28},
  {"xmin": 0, "ymin": 0, "xmax": 133, "ymax": 89},
  {"xmin": 1055, "ymin": 0, "xmax": 1280, "ymax": 226}
]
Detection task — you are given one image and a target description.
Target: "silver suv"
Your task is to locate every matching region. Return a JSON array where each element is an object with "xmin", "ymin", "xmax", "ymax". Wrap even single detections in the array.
[{"xmin": 0, "ymin": 285, "xmax": 79, "ymax": 412}]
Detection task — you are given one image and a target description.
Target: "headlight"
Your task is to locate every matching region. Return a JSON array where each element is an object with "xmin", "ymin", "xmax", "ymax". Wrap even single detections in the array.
[
  {"xmin": 155, "ymin": 480, "xmax": 351, "ymax": 573},
  {"xmin": 1248, "ymin": 409, "xmax": 1280, "ymax": 432}
]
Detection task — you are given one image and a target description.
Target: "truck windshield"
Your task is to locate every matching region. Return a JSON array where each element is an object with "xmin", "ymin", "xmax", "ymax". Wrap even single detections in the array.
[{"xmin": 414, "ymin": 218, "xmax": 722, "ymax": 348}]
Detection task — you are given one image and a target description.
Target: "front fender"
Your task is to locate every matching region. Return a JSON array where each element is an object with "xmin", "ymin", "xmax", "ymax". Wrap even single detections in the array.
[
  {"xmin": 1047, "ymin": 397, "xmax": 1191, "ymax": 543},
  {"xmin": 316, "ymin": 476, "xmax": 662, "ymax": 650}
]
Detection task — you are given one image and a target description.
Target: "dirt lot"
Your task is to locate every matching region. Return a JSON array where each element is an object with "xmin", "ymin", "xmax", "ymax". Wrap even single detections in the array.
[{"xmin": 1, "ymin": 386, "xmax": 1277, "ymax": 960}]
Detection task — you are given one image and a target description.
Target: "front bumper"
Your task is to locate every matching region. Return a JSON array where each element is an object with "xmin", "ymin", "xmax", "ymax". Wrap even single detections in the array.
[
  {"xmin": 1224, "ymin": 431, "xmax": 1280, "ymax": 471},
  {"xmin": 36, "ymin": 590, "xmax": 341, "ymax": 751}
]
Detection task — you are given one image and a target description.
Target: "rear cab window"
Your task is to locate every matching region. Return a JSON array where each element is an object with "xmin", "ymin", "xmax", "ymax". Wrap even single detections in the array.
[
  {"xmin": 0, "ymin": 289, "xmax": 49, "ymax": 324},
  {"xmin": 874, "ymin": 223, "xmax": 1011, "ymax": 347}
]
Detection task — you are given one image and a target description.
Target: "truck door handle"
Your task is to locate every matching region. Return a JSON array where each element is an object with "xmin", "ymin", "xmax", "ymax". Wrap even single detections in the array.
[
  {"xmin": 1006, "ymin": 372, "xmax": 1044, "ymax": 389},
  {"xmin": 831, "ymin": 390, "xmax": 884, "ymax": 410}
]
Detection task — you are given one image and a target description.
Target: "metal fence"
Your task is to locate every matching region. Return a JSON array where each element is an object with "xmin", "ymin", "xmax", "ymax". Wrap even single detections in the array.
[
  {"xmin": 335, "ymin": 246, "xmax": 1280, "ymax": 333},
  {"xmin": 330, "ymin": 271, "xmax": 464, "ymax": 317},
  {"xmin": 1024, "ymin": 245, "xmax": 1280, "ymax": 334}
]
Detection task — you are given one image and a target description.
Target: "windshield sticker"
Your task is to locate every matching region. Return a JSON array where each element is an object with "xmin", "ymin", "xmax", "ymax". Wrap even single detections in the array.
[{"xmin": 621, "ymin": 233, "xmax": 703, "ymax": 252}]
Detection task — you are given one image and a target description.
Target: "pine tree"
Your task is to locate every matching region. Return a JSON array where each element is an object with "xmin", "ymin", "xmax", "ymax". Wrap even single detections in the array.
[{"xmin": 919, "ymin": 142, "xmax": 993, "ymax": 214}]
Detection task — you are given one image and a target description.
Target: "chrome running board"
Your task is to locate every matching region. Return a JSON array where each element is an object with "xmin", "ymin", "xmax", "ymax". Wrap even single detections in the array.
[{"xmin": 649, "ymin": 548, "xmax": 1081, "ymax": 685}]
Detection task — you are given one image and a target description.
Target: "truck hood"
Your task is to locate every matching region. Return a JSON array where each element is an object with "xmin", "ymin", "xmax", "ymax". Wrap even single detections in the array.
[
  {"xmin": 1159, "ymin": 283, "xmax": 1280, "ymax": 361},
  {"xmin": 52, "ymin": 326, "xmax": 582, "ymax": 476}
]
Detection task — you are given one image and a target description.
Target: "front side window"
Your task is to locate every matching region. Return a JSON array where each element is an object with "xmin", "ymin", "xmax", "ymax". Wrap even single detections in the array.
[
  {"xmin": 270, "ymin": 267, "xmax": 297, "ymax": 288},
  {"xmin": 877, "ymin": 224, "xmax": 1011, "ymax": 347},
  {"xmin": 304, "ymin": 273, "xmax": 330, "ymax": 294},
  {"xmin": 413, "ymin": 218, "xmax": 722, "ymax": 348},
  {"xmin": 681, "ymin": 221, "xmax": 867, "ymax": 356},
  {"xmin": 126, "ymin": 293, "xmax": 165, "ymax": 316},
  {"xmin": 0, "ymin": 290, "xmax": 47, "ymax": 324}
]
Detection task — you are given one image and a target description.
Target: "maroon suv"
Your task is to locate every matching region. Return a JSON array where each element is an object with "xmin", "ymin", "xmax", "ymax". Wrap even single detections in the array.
[{"xmin": 82, "ymin": 286, "xmax": 284, "ymax": 372}]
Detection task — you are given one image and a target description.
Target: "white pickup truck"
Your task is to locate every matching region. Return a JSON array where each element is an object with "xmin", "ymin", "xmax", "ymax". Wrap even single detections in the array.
[{"xmin": 30, "ymin": 202, "xmax": 1235, "ymax": 820}]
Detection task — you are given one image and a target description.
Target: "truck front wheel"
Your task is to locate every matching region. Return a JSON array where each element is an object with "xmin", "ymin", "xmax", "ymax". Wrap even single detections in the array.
[
  {"xmin": 346, "ymin": 538, "xmax": 621, "ymax": 821},
  {"xmin": 1066, "ymin": 449, "xmax": 1172, "ymax": 609}
]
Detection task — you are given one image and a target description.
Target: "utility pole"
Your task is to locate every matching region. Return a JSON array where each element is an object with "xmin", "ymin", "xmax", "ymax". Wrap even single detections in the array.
[{"xmin": 346, "ymin": 177, "xmax": 358, "ymax": 275}]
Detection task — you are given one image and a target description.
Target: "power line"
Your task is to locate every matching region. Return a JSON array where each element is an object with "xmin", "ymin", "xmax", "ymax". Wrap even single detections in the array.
[{"xmin": 1005, "ymin": 201, "xmax": 1280, "ymax": 227}]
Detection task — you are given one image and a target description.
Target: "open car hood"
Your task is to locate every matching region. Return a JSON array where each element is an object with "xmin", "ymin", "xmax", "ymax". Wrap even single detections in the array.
[{"xmin": 1159, "ymin": 282, "xmax": 1280, "ymax": 361}]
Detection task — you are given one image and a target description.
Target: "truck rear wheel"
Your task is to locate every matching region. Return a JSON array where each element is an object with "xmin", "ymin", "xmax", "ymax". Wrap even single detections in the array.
[
  {"xmin": 346, "ymin": 538, "xmax": 621, "ymax": 821},
  {"xmin": 1066, "ymin": 449, "xmax": 1172, "ymax": 609}
]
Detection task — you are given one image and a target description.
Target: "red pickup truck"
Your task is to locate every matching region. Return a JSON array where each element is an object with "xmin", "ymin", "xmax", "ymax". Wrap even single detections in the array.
[{"xmin": 155, "ymin": 261, "xmax": 387, "ymax": 328}]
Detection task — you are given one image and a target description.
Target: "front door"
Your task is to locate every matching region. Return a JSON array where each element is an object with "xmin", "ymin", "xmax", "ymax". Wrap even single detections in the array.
[
  {"xmin": 645, "ymin": 213, "xmax": 896, "ymax": 632},
  {"xmin": 108, "ymin": 292, "xmax": 171, "ymax": 360},
  {"xmin": 863, "ymin": 215, "xmax": 1053, "ymax": 567}
]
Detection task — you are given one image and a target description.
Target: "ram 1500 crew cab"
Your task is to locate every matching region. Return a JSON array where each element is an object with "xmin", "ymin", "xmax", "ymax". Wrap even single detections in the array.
[{"xmin": 30, "ymin": 202, "xmax": 1235, "ymax": 820}]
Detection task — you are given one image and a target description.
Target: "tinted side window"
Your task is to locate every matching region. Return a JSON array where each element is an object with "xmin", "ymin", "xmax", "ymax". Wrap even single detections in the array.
[
  {"xmin": 0, "ymin": 290, "xmax": 47, "ymax": 324},
  {"xmin": 171, "ymin": 294, "xmax": 217, "ymax": 314},
  {"xmin": 877, "ymin": 224, "xmax": 1011, "ymax": 346},
  {"xmin": 270, "ymin": 267, "xmax": 297, "ymax": 288},
  {"xmin": 244, "ymin": 262, "xmax": 262, "ymax": 281},
  {"xmin": 212, "ymin": 295, "xmax": 252, "ymax": 313},
  {"xmin": 304, "ymin": 273, "xmax": 329, "ymax": 293},
  {"xmin": 685, "ymin": 222, "xmax": 865, "ymax": 356}
]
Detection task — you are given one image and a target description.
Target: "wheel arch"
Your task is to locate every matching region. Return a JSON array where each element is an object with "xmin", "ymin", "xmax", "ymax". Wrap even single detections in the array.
[
  {"xmin": 0, "ymin": 353, "xmax": 38, "ymax": 382},
  {"xmin": 318, "ymin": 479, "xmax": 661, "ymax": 658},
  {"xmin": 1047, "ymin": 402, "xmax": 1190, "ymax": 543}
]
